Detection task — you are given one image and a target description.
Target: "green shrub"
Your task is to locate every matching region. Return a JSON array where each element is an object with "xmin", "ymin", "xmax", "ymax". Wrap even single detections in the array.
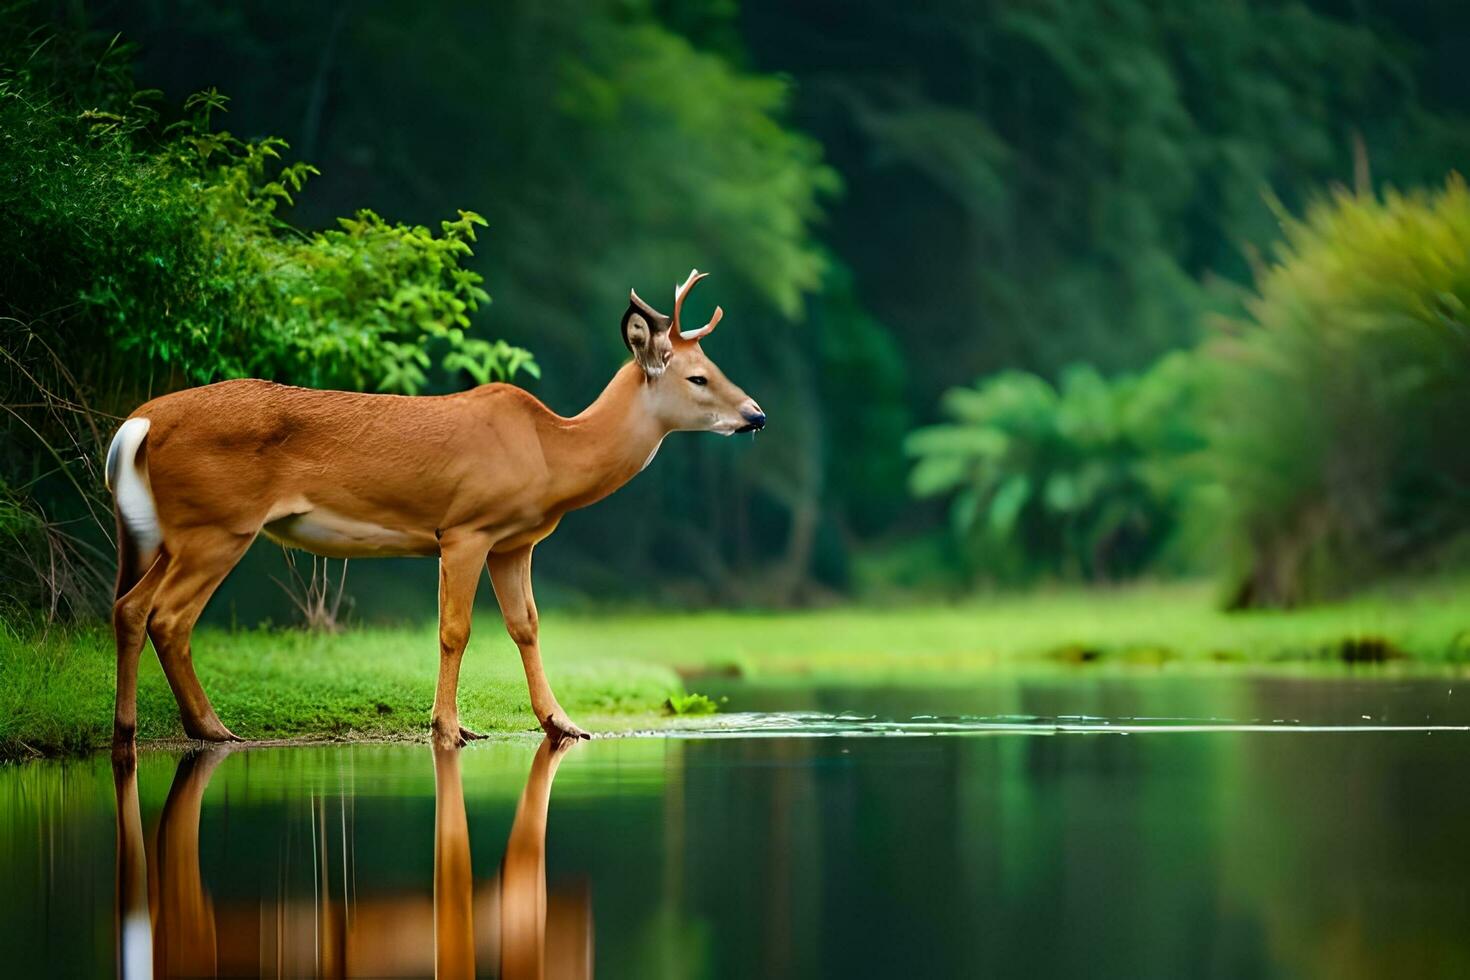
[
  {"xmin": 906, "ymin": 354, "xmax": 1207, "ymax": 583},
  {"xmin": 0, "ymin": 13, "xmax": 536, "ymax": 616},
  {"xmin": 0, "ymin": 26, "xmax": 533, "ymax": 395},
  {"xmin": 1212, "ymin": 178, "xmax": 1470, "ymax": 606},
  {"xmin": 664, "ymin": 693, "xmax": 721, "ymax": 716}
]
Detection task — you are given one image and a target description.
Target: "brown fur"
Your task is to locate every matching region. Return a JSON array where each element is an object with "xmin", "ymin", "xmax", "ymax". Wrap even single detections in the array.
[{"xmin": 109, "ymin": 290, "xmax": 762, "ymax": 752}]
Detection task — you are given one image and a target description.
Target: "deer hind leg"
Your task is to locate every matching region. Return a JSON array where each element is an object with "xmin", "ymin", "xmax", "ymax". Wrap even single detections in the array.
[
  {"xmin": 431, "ymin": 535, "xmax": 490, "ymax": 749},
  {"xmin": 113, "ymin": 551, "xmax": 169, "ymax": 758},
  {"xmin": 147, "ymin": 527, "xmax": 255, "ymax": 742}
]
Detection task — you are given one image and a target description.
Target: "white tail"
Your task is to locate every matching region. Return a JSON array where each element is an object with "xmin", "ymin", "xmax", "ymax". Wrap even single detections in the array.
[{"xmin": 106, "ymin": 417, "xmax": 161, "ymax": 564}]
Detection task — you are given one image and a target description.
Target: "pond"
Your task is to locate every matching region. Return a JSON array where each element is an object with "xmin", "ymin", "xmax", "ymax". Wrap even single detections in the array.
[{"xmin": 4, "ymin": 670, "xmax": 1470, "ymax": 978}]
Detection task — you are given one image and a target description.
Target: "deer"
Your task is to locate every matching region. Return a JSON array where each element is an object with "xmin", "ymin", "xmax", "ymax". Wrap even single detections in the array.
[{"xmin": 105, "ymin": 270, "xmax": 764, "ymax": 755}]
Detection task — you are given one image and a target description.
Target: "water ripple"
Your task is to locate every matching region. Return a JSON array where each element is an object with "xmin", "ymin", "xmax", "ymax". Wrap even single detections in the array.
[{"xmin": 618, "ymin": 712, "xmax": 1470, "ymax": 739}]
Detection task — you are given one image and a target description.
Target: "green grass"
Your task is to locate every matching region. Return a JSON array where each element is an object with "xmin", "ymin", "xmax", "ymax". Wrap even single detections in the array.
[
  {"xmin": 0, "ymin": 621, "xmax": 686, "ymax": 761},
  {"xmin": 3, "ymin": 575, "xmax": 1468, "ymax": 760},
  {"xmin": 549, "ymin": 575, "xmax": 1470, "ymax": 678}
]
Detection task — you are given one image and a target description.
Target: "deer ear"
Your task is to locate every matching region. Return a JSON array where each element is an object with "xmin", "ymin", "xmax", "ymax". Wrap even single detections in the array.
[{"xmin": 622, "ymin": 291, "xmax": 673, "ymax": 377}]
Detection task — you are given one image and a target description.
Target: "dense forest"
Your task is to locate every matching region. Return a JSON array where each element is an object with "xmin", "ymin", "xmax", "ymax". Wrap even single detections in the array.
[{"xmin": 3, "ymin": 0, "xmax": 1468, "ymax": 620}]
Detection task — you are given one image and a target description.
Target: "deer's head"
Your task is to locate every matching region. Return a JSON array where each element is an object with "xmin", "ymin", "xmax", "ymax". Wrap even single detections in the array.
[{"xmin": 621, "ymin": 270, "xmax": 766, "ymax": 435}]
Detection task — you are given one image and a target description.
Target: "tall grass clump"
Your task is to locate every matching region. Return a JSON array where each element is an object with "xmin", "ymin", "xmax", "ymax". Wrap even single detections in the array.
[{"xmin": 1214, "ymin": 178, "xmax": 1470, "ymax": 607}]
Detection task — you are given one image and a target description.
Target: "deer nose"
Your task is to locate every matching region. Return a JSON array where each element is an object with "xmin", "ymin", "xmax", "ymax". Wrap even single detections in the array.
[{"xmin": 740, "ymin": 403, "xmax": 766, "ymax": 431}]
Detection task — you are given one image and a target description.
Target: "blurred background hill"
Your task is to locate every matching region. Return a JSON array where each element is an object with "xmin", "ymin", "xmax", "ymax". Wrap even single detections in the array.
[{"xmin": 3, "ymin": 0, "xmax": 1468, "ymax": 623}]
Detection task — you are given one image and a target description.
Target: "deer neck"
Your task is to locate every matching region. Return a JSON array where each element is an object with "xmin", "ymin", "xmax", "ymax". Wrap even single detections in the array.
[{"xmin": 542, "ymin": 362, "xmax": 669, "ymax": 510}]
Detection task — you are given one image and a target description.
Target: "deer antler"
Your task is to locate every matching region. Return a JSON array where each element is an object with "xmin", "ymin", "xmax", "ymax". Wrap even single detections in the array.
[{"xmin": 671, "ymin": 269, "xmax": 723, "ymax": 342}]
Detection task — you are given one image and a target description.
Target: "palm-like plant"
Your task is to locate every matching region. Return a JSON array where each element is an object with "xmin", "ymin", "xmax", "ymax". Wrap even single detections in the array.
[{"xmin": 906, "ymin": 354, "xmax": 1204, "ymax": 581}]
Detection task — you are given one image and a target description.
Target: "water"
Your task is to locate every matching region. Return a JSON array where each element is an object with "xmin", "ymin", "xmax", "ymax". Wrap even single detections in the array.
[{"xmin": 5, "ymin": 671, "xmax": 1470, "ymax": 978}]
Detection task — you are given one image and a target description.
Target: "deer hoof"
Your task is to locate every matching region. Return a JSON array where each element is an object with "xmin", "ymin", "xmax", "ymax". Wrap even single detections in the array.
[
  {"xmin": 431, "ymin": 720, "xmax": 465, "ymax": 750},
  {"xmin": 458, "ymin": 726, "xmax": 487, "ymax": 742},
  {"xmin": 542, "ymin": 713, "xmax": 591, "ymax": 746},
  {"xmin": 183, "ymin": 719, "xmax": 241, "ymax": 743},
  {"xmin": 109, "ymin": 728, "xmax": 137, "ymax": 764}
]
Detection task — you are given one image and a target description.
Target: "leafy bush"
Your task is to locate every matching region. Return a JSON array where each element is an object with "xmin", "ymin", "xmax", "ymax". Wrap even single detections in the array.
[
  {"xmin": 0, "ymin": 26, "xmax": 533, "ymax": 395},
  {"xmin": 664, "ymin": 693, "xmax": 720, "ymax": 716},
  {"xmin": 1212, "ymin": 179, "xmax": 1470, "ymax": 607},
  {"xmin": 0, "ymin": 14, "xmax": 535, "ymax": 616},
  {"xmin": 906, "ymin": 354, "xmax": 1206, "ymax": 582}
]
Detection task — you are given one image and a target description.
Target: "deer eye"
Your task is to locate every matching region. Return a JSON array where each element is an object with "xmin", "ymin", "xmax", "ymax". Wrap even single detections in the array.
[{"xmin": 687, "ymin": 376, "xmax": 708, "ymax": 386}]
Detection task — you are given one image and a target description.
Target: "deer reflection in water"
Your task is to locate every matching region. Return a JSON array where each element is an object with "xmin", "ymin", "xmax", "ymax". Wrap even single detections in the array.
[{"xmin": 112, "ymin": 738, "xmax": 590, "ymax": 978}]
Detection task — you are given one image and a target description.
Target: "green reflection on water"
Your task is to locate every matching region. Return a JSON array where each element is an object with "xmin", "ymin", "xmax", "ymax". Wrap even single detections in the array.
[{"xmin": 2, "ymin": 674, "xmax": 1469, "ymax": 978}]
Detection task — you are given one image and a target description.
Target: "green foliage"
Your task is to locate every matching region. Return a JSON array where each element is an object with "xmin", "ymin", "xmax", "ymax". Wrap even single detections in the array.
[
  {"xmin": 1212, "ymin": 178, "xmax": 1470, "ymax": 606},
  {"xmin": 813, "ymin": 265, "xmax": 911, "ymax": 539},
  {"xmin": 907, "ymin": 355, "xmax": 1206, "ymax": 582},
  {"xmin": 555, "ymin": 15, "xmax": 838, "ymax": 319},
  {"xmin": 0, "ymin": 19, "xmax": 533, "ymax": 395},
  {"xmin": 0, "ymin": 11, "xmax": 537, "ymax": 615},
  {"xmin": 753, "ymin": 0, "xmax": 1470, "ymax": 390},
  {"xmin": 0, "ymin": 480, "xmax": 45, "ymax": 614},
  {"xmin": 663, "ymin": 692, "xmax": 721, "ymax": 716}
]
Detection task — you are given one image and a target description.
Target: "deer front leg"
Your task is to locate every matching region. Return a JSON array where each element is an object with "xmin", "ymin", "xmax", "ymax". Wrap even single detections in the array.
[
  {"xmin": 431, "ymin": 535, "xmax": 490, "ymax": 749},
  {"xmin": 487, "ymin": 545, "xmax": 590, "ymax": 744}
]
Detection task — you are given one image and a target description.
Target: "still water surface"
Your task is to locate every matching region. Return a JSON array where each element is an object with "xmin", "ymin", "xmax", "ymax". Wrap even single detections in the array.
[{"xmin": 5, "ymin": 671, "xmax": 1470, "ymax": 978}]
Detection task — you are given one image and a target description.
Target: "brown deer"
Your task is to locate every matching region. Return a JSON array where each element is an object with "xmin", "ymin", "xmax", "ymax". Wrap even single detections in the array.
[{"xmin": 106, "ymin": 271, "xmax": 763, "ymax": 753}]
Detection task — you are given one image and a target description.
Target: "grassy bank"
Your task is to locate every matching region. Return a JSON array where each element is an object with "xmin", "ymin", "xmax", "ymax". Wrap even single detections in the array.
[
  {"xmin": 3, "ymin": 577, "xmax": 1468, "ymax": 760},
  {"xmin": 0, "ymin": 622, "xmax": 686, "ymax": 761},
  {"xmin": 598, "ymin": 576, "xmax": 1470, "ymax": 677}
]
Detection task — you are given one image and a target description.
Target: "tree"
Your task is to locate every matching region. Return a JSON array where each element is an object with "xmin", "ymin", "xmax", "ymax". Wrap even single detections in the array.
[{"xmin": 742, "ymin": 0, "xmax": 1470, "ymax": 388}]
